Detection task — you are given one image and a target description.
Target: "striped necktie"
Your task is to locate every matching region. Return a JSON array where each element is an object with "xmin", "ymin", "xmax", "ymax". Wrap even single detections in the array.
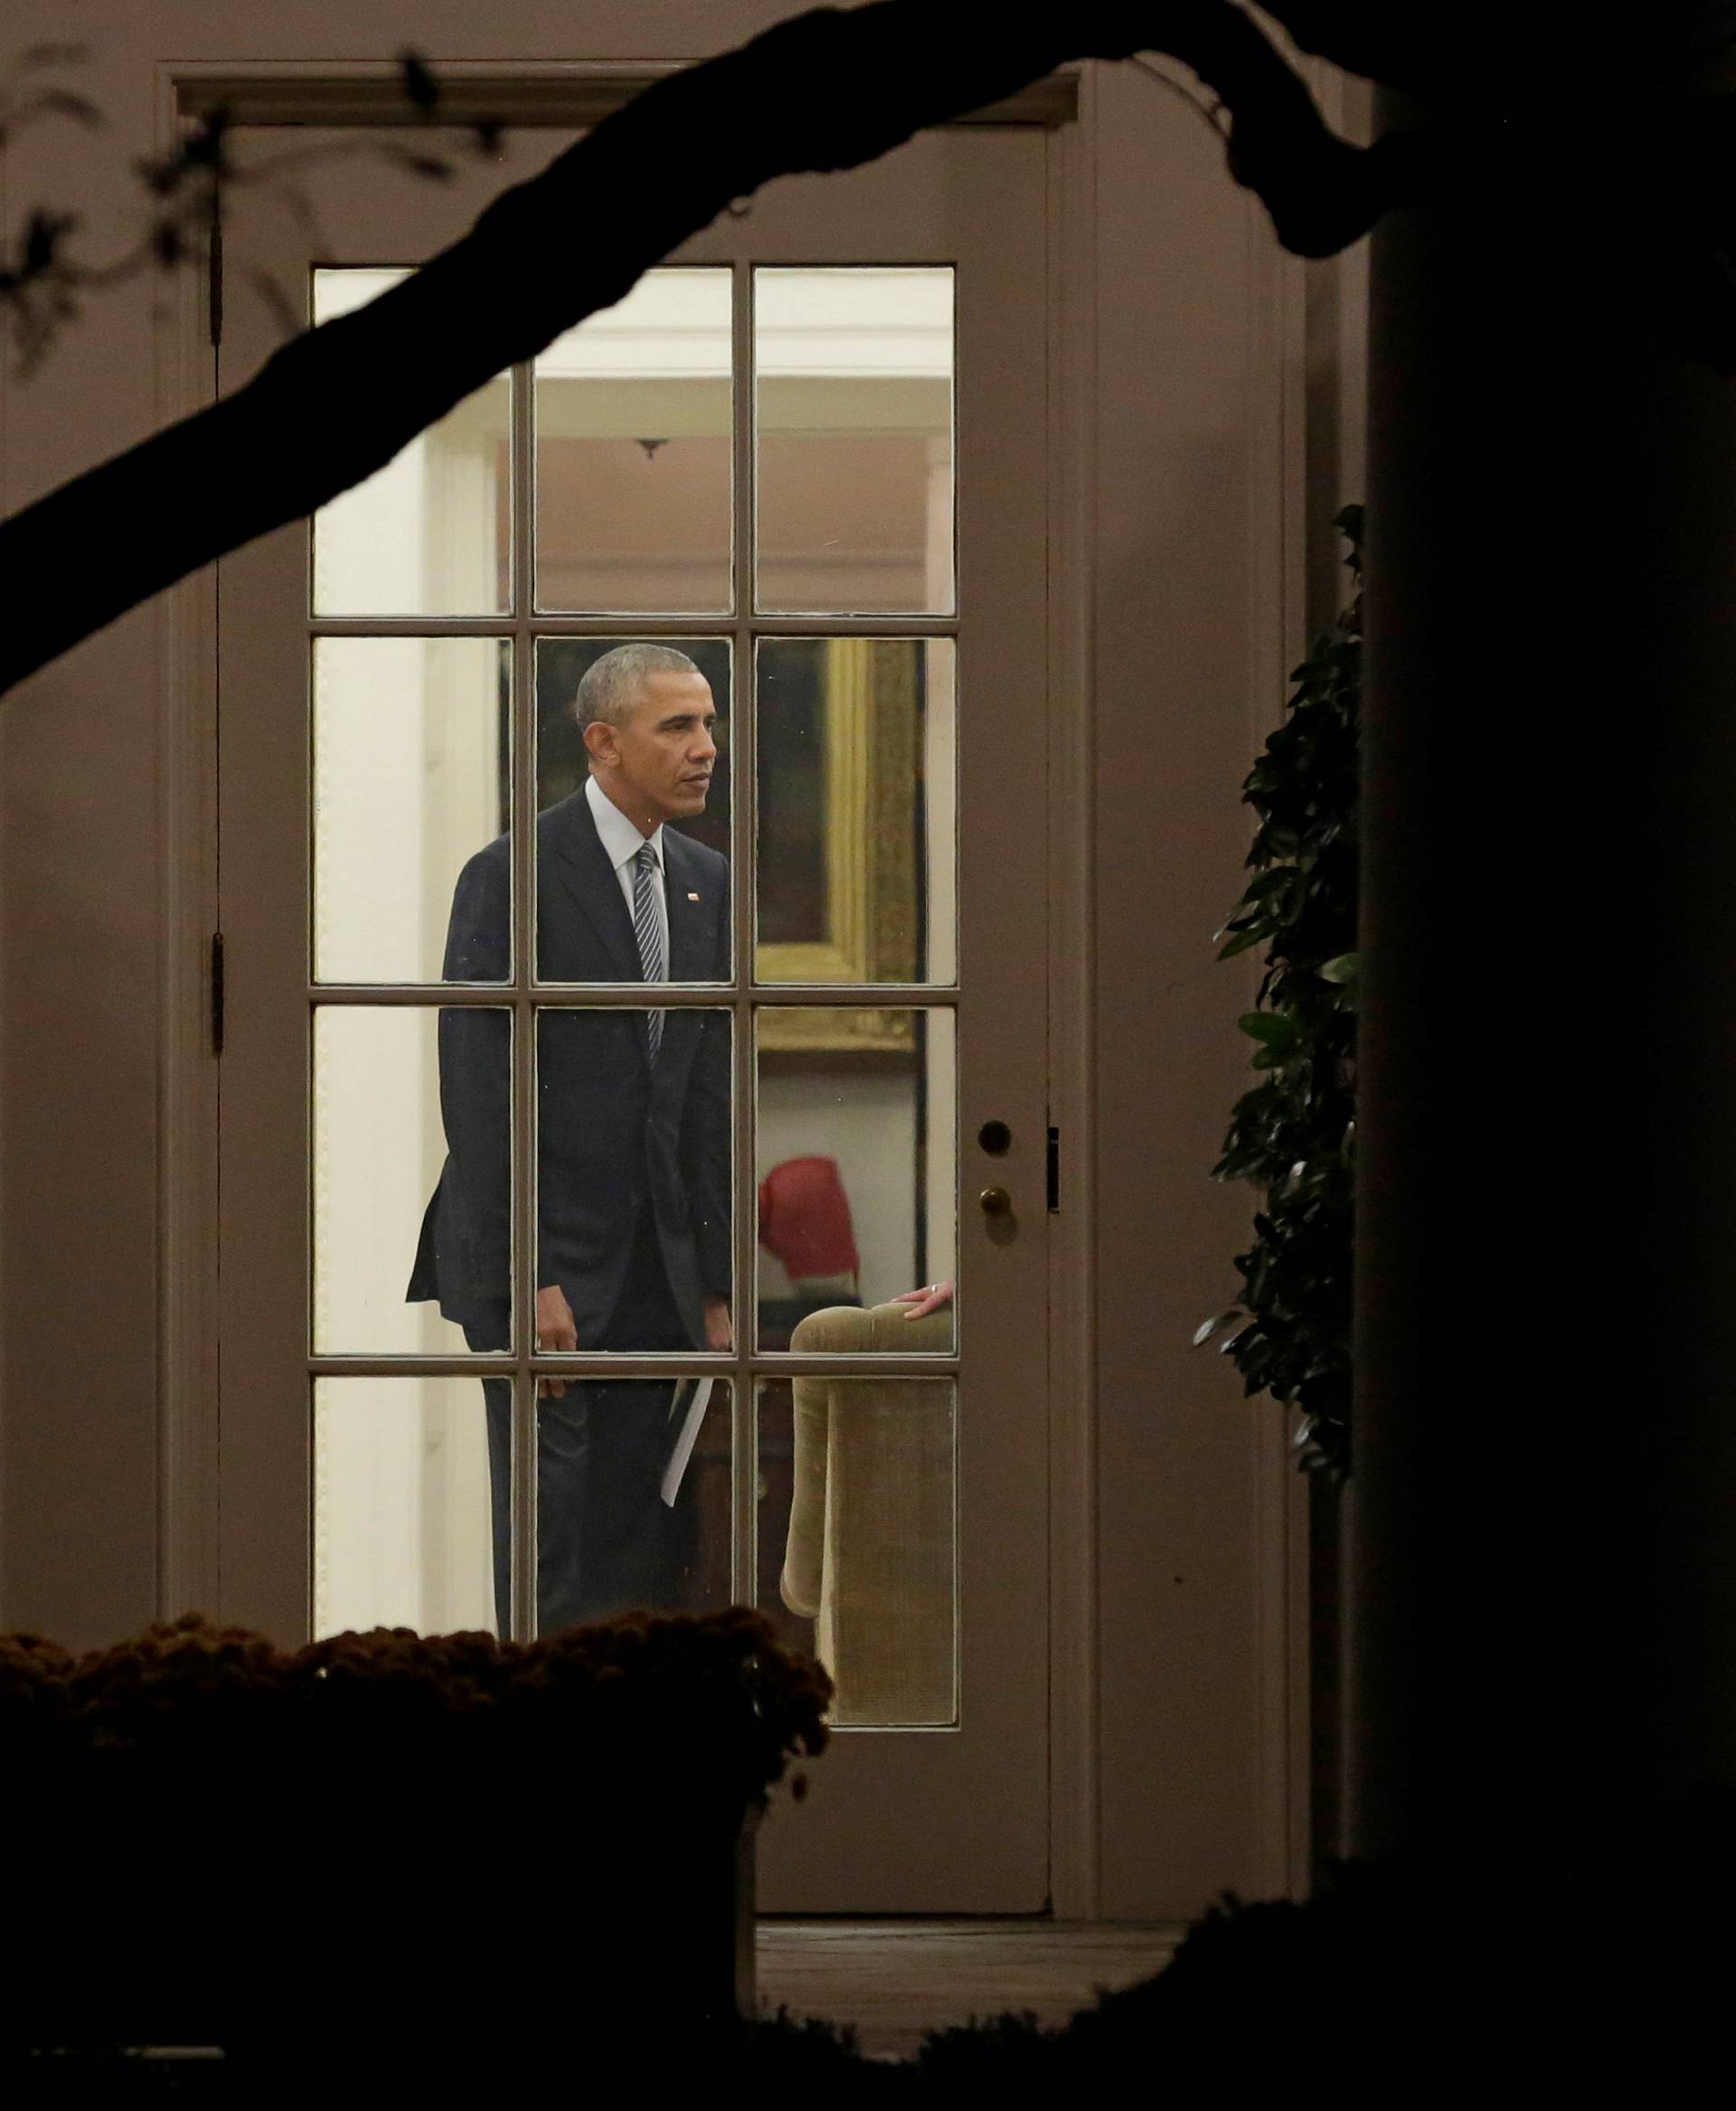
[{"xmin": 631, "ymin": 840, "xmax": 665, "ymax": 1061}]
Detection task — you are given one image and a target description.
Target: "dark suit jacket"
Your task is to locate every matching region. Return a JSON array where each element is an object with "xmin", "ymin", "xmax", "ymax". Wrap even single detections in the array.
[{"xmin": 406, "ymin": 789, "xmax": 731, "ymax": 1347}]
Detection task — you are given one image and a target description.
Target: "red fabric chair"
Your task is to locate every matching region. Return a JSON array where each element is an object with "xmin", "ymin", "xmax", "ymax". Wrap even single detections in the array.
[{"xmin": 758, "ymin": 1154, "xmax": 860, "ymax": 1298}]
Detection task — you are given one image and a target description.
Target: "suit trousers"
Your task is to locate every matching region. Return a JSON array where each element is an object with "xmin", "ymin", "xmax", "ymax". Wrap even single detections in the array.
[{"xmin": 465, "ymin": 1211, "xmax": 701, "ymax": 1635}]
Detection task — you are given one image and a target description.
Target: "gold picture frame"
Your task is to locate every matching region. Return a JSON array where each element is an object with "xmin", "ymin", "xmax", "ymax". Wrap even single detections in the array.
[{"xmin": 757, "ymin": 636, "xmax": 923, "ymax": 1054}]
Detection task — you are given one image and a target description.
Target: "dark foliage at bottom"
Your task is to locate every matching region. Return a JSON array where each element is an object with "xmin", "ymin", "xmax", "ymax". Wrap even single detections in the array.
[
  {"xmin": 0, "ymin": 1864, "xmax": 1449, "ymax": 2094},
  {"xmin": 5, "ymin": 1614, "xmax": 1730, "ymax": 2091},
  {"xmin": 0, "ymin": 1611, "xmax": 827, "ymax": 2065}
]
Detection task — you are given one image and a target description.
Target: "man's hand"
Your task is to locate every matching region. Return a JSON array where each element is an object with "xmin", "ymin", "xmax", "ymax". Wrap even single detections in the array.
[
  {"xmin": 703, "ymin": 1295, "xmax": 733, "ymax": 1352},
  {"xmin": 535, "ymin": 1282, "xmax": 578, "ymax": 1397}
]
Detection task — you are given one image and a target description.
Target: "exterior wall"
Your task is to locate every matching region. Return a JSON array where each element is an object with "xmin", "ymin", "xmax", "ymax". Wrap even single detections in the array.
[
  {"xmin": 1085, "ymin": 60, "xmax": 1300, "ymax": 1917},
  {"xmin": 0, "ymin": 1, "xmax": 1360, "ymax": 1918}
]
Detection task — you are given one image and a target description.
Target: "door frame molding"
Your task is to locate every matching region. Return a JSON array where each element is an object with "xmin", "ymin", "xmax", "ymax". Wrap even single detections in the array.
[
  {"xmin": 153, "ymin": 55, "xmax": 1307, "ymax": 1919},
  {"xmin": 171, "ymin": 60, "xmax": 1078, "ymax": 132},
  {"xmin": 1043, "ymin": 82, "xmax": 1101, "ymax": 1921},
  {"xmin": 154, "ymin": 62, "xmax": 223, "ymax": 1631}
]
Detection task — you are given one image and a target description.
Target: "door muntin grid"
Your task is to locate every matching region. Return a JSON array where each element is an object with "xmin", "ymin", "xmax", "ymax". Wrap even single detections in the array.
[{"xmin": 307, "ymin": 265, "xmax": 961, "ymax": 1710}]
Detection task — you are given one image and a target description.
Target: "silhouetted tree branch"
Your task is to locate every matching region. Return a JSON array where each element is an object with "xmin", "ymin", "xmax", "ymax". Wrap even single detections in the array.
[
  {"xmin": 0, "ymin": 48, "xmax": 506, "ymax": 371},
  {"xmin": 0, "ymin": 0, "xmax": 1417, "ymax": 698},
  {"xmin": 1249, "ymin": 5, "xmax": 1434, "ymax": 92}
]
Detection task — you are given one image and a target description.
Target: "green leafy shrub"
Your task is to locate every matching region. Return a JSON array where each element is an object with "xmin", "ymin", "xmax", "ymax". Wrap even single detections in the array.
[{"xmin": 1198, "ymin": 505, "xmax": 1361, "ymax": 1479}]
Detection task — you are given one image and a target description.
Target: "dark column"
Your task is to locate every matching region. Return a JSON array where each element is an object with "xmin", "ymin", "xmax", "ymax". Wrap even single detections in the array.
[{"xmin": 1351, "ymin": 80, "xmax": 1736, "ymax": 1892}]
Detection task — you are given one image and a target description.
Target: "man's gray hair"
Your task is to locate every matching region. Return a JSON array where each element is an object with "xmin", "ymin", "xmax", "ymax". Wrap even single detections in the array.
[{"xmin": 574, "ymin": 642, "xmax": 701, "ymax": 733}]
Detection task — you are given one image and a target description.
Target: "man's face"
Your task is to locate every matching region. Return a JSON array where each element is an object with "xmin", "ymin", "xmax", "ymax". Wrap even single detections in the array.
[{"xmin": 588, "ymin": 670, "xmax": 718, "ymax": 827}]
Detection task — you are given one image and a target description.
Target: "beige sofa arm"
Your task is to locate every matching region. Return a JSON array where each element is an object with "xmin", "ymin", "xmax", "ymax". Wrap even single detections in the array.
[{"xmin": 778, "ymin": 1301, "xmax": 956, "ymax": 1709}]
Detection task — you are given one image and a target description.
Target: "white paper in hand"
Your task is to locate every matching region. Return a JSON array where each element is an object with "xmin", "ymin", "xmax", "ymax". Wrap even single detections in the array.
[{"xmin": 661, "ymin": 1378, "xmax": 713, "ymax": 1506}]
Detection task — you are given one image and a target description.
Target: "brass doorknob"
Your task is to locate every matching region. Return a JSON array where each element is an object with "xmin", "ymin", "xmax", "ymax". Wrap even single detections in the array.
[{"xmin": 979, "ymin": 1186, "xmax": 1013, "ymax": 1218}]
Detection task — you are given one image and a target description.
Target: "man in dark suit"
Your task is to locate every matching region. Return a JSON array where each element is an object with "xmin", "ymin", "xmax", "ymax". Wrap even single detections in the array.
[{"xmin": 407, "ymin": 642, "xmax": 731, "ymax": 1635}]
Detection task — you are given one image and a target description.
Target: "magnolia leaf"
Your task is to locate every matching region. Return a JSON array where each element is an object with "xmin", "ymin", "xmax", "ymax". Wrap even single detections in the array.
[
  {"xmin": 22, "ymin": 89, "xmax": 102, "ymax": 128},
  {"xmin": 182, "ymin": 108, "xmax": 230, "ymax": 168},
  {"xmin": 1237, "ymin": 1011, "xmax": 1283, "ymax": 1042},
  {"xmin": 400, "ymin": 48, "xmax": 441, "ymax": 112},
  {"xmin": 388, "ymin": 147, "xmax": 457, "ymax": 181},
  {"xmin": 21, "ymin": 208, "xmax": 75, "ymax": 274},
  {"xmin": 1318, "ymin": 952, "xmax": 1358, "ymax": 985}
]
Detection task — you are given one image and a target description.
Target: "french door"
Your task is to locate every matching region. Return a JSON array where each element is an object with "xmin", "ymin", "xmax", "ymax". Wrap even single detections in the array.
[{"xmin": 214, "ymin": 116, "xmax": 1051, "ymax": 1911}]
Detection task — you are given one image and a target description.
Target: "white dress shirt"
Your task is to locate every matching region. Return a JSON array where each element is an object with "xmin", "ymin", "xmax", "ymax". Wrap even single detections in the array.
[{"xmin": 586, "ymin": 773, "xmax": 668, "ymax": 972}]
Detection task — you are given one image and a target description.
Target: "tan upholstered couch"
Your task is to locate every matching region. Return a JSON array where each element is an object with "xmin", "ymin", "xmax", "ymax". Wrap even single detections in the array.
[{"xmin": 778, "ymin": 1300, "xmax": 957, "ymax": 1727}]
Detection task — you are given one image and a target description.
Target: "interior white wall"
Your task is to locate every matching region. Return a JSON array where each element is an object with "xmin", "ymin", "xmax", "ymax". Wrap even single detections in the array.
[
  {"xmin": 0, "ymin": 1, "xmax": 1354, "ymax": 1920},
  {"xmin": 306, "ymin": 344, "xmax": 505, "ymax": 1636},
  {"xmin": 314, "ymin": 1376, "xmax": 495, "ymax": 1635},
  {"xmin": 758, "ymin": 1070, "xmax": 918, "ymax": 1306}
]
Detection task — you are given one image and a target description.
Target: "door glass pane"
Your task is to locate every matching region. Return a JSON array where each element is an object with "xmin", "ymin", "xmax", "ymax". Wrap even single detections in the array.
[
  {"xmin": 755, "ymin": 267, "xmax": 954, "ymax": 615},
  {"xmin": 535, "ymin": 268, "xmax": 732, "ymax": 614},
  {"xmin": 312, "ymin": 269, "xmax": 511, "ymax": 616},
  {"xmin": 535, "ymin": 1007, "xmax": 733, "ymax": 1353},
  {"xmin": 314, "ymin": 637, "xmax": 511, "ymax": 985},
  {"xmin": 529, "ymin": 1380, "xmax": 734, "ymax": 1635},
  {"xmin": 315, "ymin": 1374, "xmax": 731, "ymax": 1643},
  {"xmin": 755, "ymin": 1007, "xmax": 956, "ymax": 1352},
  {"xmin": 760, "ymin": 1373, "xmax": 958, "ymax": 1727},
  {"xmin": 314, "ymin": 1376, "xmax": 495, "ymax": 1638},
  {"xmin": 315, "ymin": 1004, "xmax": 511, "ymax": 1352},
  {"xmin": 534, "ymin": 636, "xmax": 731, "ymax": 983},
  {"xmin": 756, "ymin": 637, "xmax": 955, "ymax": 985}
]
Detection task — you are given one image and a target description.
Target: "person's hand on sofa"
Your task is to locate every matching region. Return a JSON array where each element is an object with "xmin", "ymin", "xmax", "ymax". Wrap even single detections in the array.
[{"xmin": 892, "ymin": 1278, "xmax": 954, "ymax": 1319}]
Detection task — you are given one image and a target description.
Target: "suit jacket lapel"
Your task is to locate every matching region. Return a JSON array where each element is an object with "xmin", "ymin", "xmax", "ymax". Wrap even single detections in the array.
[
  {"xmin": 550, "ymin": 794, "xmax": 642, "ymax": 982},
  {"xmin": 662, "ymin": 830, "xmax": 713, "ymax": 984}
]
